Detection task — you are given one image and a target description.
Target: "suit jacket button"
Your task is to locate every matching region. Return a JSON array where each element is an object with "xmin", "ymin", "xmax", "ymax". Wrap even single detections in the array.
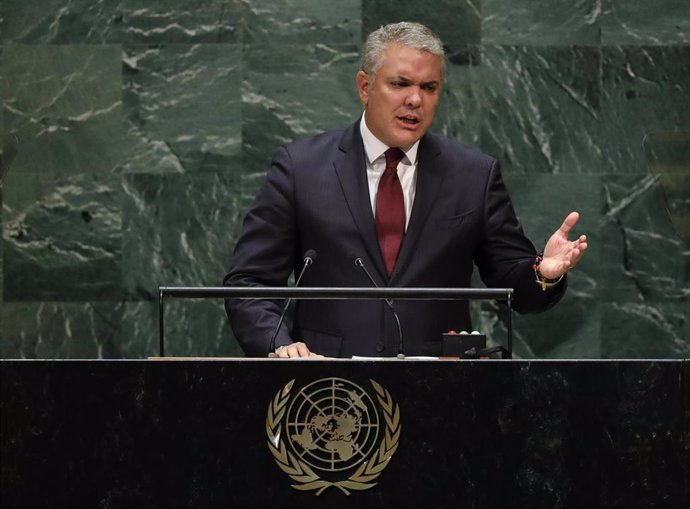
[{"xmin": 375, "ymin": 342, "xmax": 385, "ymax": 352}]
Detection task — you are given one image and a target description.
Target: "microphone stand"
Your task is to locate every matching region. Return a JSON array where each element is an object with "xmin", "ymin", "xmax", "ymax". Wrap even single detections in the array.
[
  {"xmin": 267, "ymin": 250, "xmax": 317, "ymax": 357},
  {"xmin": 354, "ymin": 258, "xmax": 405, "ymax": 359}
]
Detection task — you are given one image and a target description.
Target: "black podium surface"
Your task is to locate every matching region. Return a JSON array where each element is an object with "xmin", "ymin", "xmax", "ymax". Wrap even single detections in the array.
[{"xmin": 1, "ymin": 359, "xmax": 688, "ymax": 508}]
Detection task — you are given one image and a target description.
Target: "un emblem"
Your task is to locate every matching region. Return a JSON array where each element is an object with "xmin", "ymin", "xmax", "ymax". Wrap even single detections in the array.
[{"xmin": 266, "ymin": 377, "xmax": 401, "ymax": 495}]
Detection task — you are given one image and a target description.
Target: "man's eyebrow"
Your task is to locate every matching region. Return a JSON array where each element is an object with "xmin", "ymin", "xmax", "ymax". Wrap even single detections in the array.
[{"xmin": 392, "ymin": 75, "xmax": 440, "ymax": 86}]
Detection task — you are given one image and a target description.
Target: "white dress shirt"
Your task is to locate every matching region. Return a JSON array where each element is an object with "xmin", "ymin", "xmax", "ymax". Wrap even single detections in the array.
[{"xmin": 359, "ymin": 114, "xmax": 420, "ymax": 229}]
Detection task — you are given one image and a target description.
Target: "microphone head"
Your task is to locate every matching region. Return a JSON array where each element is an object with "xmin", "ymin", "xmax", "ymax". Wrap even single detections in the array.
[
  {"xmin": 354, "ymin": 257, "xmax": 364, "ymax": 267},
  {"xmin": 303, "ymin": 249, "xmax": 318, "ymax": 263}
]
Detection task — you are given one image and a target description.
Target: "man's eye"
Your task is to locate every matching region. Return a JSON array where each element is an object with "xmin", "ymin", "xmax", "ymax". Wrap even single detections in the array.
[
  {"xmin": 422, "ymin": 84, "xmax": 438, "ymax": 92},
  {"xmin": 391, "ymin": 81, "xmax": 407, "ymax": 88}
]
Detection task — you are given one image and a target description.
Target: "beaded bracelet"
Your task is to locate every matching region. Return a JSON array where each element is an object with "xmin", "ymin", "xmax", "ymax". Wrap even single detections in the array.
[{"xmin": 533, "ymin": 253, "xmax": 563, "ymax": 291}]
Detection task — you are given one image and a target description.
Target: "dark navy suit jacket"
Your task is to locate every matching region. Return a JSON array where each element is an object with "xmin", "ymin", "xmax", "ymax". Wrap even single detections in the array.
[{"xmin": 224, "ymin": 120, "xmax": 565, "ymax": 357}]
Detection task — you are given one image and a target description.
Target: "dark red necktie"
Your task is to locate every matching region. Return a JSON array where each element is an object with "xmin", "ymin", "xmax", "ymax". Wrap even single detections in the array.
[{"xmin": 375, "ymin": 148, "xmax": 405, "ymax": 276}]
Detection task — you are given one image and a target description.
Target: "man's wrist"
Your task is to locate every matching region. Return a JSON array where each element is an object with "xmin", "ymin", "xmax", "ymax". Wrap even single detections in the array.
[{"xmin": 532, "ymin": 253, "xmax": 565, "ymax": 291}]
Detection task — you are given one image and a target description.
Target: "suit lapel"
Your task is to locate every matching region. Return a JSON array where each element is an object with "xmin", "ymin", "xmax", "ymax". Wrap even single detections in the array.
[
  {"xmin": 390, "ymin": 134, "xmax": 444, "ymax": 283},
  {"xmin": 333, "ymin": 122, "xmax": 388, "ymax": 279}
]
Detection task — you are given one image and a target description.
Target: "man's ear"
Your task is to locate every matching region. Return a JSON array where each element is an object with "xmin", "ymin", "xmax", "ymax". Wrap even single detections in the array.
[{"xmin": 355, "ymin": 71, "xmax": 370, "ymax": 106}]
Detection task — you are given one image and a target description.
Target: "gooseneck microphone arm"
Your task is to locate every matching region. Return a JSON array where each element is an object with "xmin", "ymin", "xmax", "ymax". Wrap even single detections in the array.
[
  {"xmin": 267, "ymin": 249, "xmax": 318, "ymax": 357},
  {"xmin": 354, "ymin": 257, "xmax": 405, "ymax": 359}
]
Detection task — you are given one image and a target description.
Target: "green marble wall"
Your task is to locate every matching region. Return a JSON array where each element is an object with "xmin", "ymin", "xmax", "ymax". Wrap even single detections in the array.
[{"xmin": 1, "ymin": 0, "xmax": 688, "ymax": 358}]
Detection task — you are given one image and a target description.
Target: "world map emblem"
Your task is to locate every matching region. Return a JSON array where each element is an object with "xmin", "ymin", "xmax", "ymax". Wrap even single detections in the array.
[{"xmin": 266, "ymin": 377, "xmax": 401, "ymax": 495}]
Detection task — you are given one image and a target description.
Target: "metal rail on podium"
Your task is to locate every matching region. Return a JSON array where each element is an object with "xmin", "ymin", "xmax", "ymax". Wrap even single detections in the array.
[{"xmin": 158, "ymin": 286, "xmax": 514, "ymax": 358}]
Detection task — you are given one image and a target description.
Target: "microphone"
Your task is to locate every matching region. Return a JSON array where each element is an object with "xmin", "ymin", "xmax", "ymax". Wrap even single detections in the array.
[
  {"xmin": 268, "ymin": 249, "xmax": 318, "ymax": 357},
  {"xmin": 354, "ymin": 257, "xmax": 405, "ymax": 359}
]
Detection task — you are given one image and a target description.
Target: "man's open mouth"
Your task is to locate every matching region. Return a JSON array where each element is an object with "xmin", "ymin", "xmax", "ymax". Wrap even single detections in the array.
[{"xmin": 398, "ymin": 116, "xmax": 420, "ymax": 125}]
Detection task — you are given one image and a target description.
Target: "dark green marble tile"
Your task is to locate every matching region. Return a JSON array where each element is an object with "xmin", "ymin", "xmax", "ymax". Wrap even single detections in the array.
[
  {"xmin": 644, "ymin": 132, "xmax": 690, "ymax": 250},
  {"xmin": 472, "ymin": 174, "xmax": 600, "ymax": 359},
  {"xmin": 1, "ymin": 0, "xmax": 123, "ymax": 43},
  {"xmin": 519, "ymin": 301, "xmax": 601, "ymax": 358},
  {"xmin": 0, "ymin": 301, "xmax": 124, "ymax": 358},
  {"xmin": 1, "ymin": 0, "xmax": 688, "ymax": 361},
  {"xmin": 126, "ymin": 0, "xmax": 359, "ymax": 45},
  {"xmin": 510, "ymin": 182, "xmax": 598, "ymax": 357},
  {"xmin": 468, "ymin": 296, "xmax": 599, "ymax": 359},
  {"xmin": 598, "ymin": 216, "xmax": 642, "ymax": 302},
  {"xmin": 600, "ymin": 46, "xmax": 690, "ymax": 174},
  {"xmin": 430, "ymin": 50, "xmax": 482, "ymax": 146},
  {"xmin": 602, "ymin": 0, "xmax": 690, "ymax": 45},
  {"xmin": 242, "ymin": 42, "xmax": 360, "ymax": 177},
  {"xmin": 243, "ymin": 0, "xmax": 361, "ymax": 44},
  {"xmin": 460, "ymin": 46, "xmax": 602, "ymax": 174},
  {"xmin": 601, "ymin": 302, "xmax": 689, "ymax": 359},
  {"xmin": 1, "ymin": 58, "xmax": 6, "ymax": 306},
  {"xmin": 126, "ymin": 301, "xmax": 243, "ymax": 358},
  {"xmin": 472, "ymin": 299, "xmax": 601, "ymax": 359},
  {"xmin": 2, "ymin": 44, "xmax": 122, "ymax": 177},
  {"xmin": 3, "ymin": 173, "xmax": 123, "ymax": 301},
  {"xmin": 122, "ymin": 0, "xmax": 244, "ymax": 43},
  {"xmin": 120, "ymin": 302, "xmax": 159, "ymax": 358},
  {"xmin": 1, "ymin": 189, "xmax": 3, "ymax": 304},
  {"xmin": 505, "ymin": 173, "xmax": 599, "ymax": 292},
  {"xmin": 482, "ymin": 0, "xmax": 602, "ymax": 45},
  {"xmin": 362, "ymin": 0, "xmax": 480, "ymax": 52},
  {"xmin": 600, "ymin": 174, "xmax": 688, "ymax": 302},
  {"xmin": 122, "ymin": 172, "xmax": 242, "ymax": 300},
  {"xmin": 121, "ymin": 44, "xmax": 242, "ymax": 174},
  {"xmin": 237, "ymin": 171, "xmax": 271, "ymax": 223}
]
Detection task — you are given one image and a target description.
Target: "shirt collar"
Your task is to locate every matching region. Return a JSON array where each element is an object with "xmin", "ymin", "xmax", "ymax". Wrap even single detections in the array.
[{"xmin": 359, "ymin": 113, "xmax": 420, "ymax": 166}]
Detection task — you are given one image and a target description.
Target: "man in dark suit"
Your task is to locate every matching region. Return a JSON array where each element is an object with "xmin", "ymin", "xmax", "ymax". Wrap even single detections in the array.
[{"xmin": 224, "ymin": 22, "xmax": 587, "ymax": 358}]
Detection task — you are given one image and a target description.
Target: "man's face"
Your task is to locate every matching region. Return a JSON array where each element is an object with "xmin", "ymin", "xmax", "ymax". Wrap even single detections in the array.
[{"xmin": 356, "ymin": 43, "xmax": 442, "ymax": 149}]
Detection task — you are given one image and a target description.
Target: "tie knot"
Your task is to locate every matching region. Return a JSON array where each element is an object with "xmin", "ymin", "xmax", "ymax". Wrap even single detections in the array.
[{"xmin": 384, "ymin": 148, "xmax": 405, "ymax": 170}]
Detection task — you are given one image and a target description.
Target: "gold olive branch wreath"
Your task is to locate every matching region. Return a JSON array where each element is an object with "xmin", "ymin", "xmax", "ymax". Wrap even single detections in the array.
[{"xmin": 265, "ymin": 378, "xmax": 401, "ymax": 496}]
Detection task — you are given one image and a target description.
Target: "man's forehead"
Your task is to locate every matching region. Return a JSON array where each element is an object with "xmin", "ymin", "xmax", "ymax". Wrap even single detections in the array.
[
  {"xmin": 378, "ymin": 54, "xmax": 441, "ymax": 80},
  {"xmin": 382, "ymin": 44, "xmax": 441, "ymax": 66},
  {"xmin": 383, "ymin": 43, "xmax": 440, "ymax": 59}
]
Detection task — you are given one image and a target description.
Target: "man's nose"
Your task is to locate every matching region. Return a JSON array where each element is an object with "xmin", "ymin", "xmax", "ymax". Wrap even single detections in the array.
[{"xmin": 405, "ymin": 88, "xmax": 421, "ymax": 107}]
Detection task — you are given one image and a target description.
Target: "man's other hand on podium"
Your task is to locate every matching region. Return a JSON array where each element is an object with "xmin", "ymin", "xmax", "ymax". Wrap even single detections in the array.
[{"xmin": 274, "ymin": 342, "xmax": 324, "ymax": 358}]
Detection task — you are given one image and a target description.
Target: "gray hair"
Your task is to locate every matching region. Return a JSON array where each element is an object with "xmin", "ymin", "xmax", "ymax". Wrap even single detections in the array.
[{"xmin": 361, "ymin": 22, "xmax": 445, "ymax": 79}]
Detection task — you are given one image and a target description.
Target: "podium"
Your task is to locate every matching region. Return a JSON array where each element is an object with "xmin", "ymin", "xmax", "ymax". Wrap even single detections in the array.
[{"xmin": 1, "ymin": 359, "xmax": 688, "ymax": 508}]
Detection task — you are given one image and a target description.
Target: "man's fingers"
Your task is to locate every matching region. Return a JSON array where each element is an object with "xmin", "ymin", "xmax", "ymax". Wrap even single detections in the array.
[
  {"xmin": 569, "ymin": 242, "xmax": 588, "ymax": 269},
  {"xmin": 558, "ymin": 211, "xmax": 580, "ymax": 236},
  {"xmin": 542, "ymin": 216, "xmax": 588, "ymax": 277},
  {"xmin": 295, "ymin": 342, "xmax": 311, "ymax": 357},
  {"xmin": 275, "ymin": 342, "xmax": 312, "ymax": 358}
]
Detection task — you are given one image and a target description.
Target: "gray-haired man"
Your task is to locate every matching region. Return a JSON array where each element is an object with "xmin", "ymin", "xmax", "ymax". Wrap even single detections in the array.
[{"xmin": 224, "ymin": 22, "xmax": 587, "ymax": 358}]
